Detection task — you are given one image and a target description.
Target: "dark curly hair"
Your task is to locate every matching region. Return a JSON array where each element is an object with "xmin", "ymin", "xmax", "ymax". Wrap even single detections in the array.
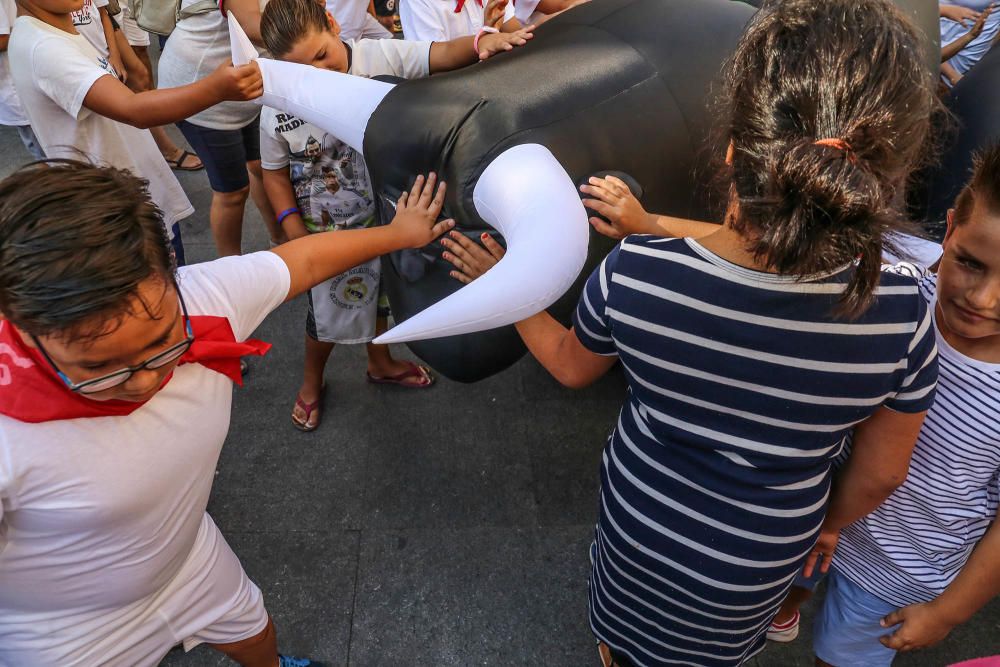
[
  {"xmin": 0, "ymin": 160, "xmax": 175, "ymax": 340},
  {"xmin": 723, "ymin": 0, "xmax": 943, "ymax": 317}
]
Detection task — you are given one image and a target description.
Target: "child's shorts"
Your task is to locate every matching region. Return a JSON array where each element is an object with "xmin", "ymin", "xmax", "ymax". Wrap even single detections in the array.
[{"xmin": 813, "ymin": 568, "xmax": 898, "ymax": 667}]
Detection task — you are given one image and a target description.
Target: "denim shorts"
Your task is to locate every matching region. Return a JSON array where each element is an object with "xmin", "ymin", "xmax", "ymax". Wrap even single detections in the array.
[
  {"xmin": 177, "ymin": 117, "xmax": 261, "ymax": 193},
  {"xmin": 813, "ymin": 568, "xmax": 899, "ymax": 667}
]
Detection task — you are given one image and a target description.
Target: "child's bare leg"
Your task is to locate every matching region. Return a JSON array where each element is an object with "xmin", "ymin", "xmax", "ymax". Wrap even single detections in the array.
[
  {"xmin": 210, "ymin": 187, "xmax": 249, "ymax": 257},
  {"xmin": 208, "ymin": 615, "xmax": 279, "ymax": 667},
  {"xmin": 366, "ymin": 317, "xmax": 420, "ymax": 377},
  {"xmin": 247, "ymin": 160, "xmax": 286, "ymax": 245},
  {"xmin": 294, "ymin": 335, "xmax": 334, "ymax": 428},
  {"xmin": 774, "ymin": 585, "xmax": 813, "ymax": 624}
]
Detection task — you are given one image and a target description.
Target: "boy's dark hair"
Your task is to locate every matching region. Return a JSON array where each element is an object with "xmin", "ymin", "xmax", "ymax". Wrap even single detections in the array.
[
  {"xmin": 953, "ymin": 144, "xmax": 1000, "ymax": 226},
  {"xmin": 261, "ymin": 0, "xmax": 330, "ymax": 58},
  {"xmin": 0, "ymin": 160, "xmax": 175, "ymax": 340},
  {"xmin": 723, "ymin": 0, "xmax": 942, "ymax": 317}
]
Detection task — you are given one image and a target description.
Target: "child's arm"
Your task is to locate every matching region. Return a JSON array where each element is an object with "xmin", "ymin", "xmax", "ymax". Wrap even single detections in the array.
[
  {"xmin": 114, "ymin": 28, "xmax": 152, "ymax": 92},
  {"xmin": 879, "ymin": 518, "xmax": 1000, "ymax": 651},
  {"xmin": 942, "ymin": 7, "xmax": 991, "ymax": 61},
  {"xmin": 271, "ymin": 174, "xmax": 454, "ymax": 300},
  {"xmin": 82, "ymin": 61, "xmax": 262, "ymax": 129},
  {"xmin": 226, "ymin": 0, "xmax": 266, "ymax": 44},
  {"xmin": 261, "ymin": 167, "xmax": 310, "ymax": 241},
  {"xmin": 803, "ymin": 407, "xmax": 928, "ymax": 577},
  {"xmin": 428, "ymin": 26, "xmax": 534, "ymax": 70},
  {"xmin": 100, "ymin": 6, "xmax": 126, "ymax": 82},
  {"xmin": 581, "ymin": 175, "xmax": 721, "ymax": 239},
  {"xmin": 941, "ymin": 61, "xmax": 963, "ymax": 86},
  {"xmin": 438, "ymin": 231, "xmax": 617, "ymax": 387}
]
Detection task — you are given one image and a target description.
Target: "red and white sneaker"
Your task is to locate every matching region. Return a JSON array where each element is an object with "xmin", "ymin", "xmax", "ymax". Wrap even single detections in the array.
[{"xmin": 766, "ymin": 611, "xmax": 800, "ymax": 643}]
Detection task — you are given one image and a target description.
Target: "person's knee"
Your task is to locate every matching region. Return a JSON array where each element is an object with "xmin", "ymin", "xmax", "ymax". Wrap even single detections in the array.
[{"xmin": 214, "ymin": 186, "xmax": 251, "ymax": 206}]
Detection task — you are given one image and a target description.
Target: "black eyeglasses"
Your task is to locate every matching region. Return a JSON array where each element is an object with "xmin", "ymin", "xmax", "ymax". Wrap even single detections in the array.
[{"xmin": 32, "ymin": 288, "xmax": 195, "ymax": 395}]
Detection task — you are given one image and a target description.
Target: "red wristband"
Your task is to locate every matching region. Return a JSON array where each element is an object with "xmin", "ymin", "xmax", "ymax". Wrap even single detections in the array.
[{"xmin": 474, "ymin": 26, "xmax": 499, "ymax": 55}]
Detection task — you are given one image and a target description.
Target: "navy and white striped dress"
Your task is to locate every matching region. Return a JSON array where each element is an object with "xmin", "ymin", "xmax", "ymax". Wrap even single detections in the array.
[
  {"xmin": 835, "ymin": 271, "xmax": 1000, "ymax": 607},
  {"xmin": 572, "ymin": 236, "xmax": 939, "ymax": 666}
]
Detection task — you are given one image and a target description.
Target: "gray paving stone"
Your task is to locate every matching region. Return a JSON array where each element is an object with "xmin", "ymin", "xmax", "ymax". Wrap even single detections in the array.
[{"xmin": 349, "ymin": 526, "xmax": 596, "ymax": 667}]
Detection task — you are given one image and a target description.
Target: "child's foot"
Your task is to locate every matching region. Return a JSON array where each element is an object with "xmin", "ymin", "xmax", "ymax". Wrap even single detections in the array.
[
  {"xmin": 164, "ymin": 148, "xmax": 203, "ymax": 171},
  {"xmin": 366, "ymin": 360, "xmax": 434, "ymax": 388},
  {"xmin": 279, "ymin": 655, "xmax": 327, "ymax": 667},
  {"xmin": 291, "ymin": 384, "xmax": 326, "ymax": 432},
  {"xmin": 766, "ymin": 610, "xmax": 800, "ymax": 643}
]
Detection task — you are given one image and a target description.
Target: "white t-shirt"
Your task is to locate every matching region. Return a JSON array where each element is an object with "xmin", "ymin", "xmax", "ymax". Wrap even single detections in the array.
[
  {"xmin": 8, "ymin": 17, "xmax": 194, "ymax": 235},
  {"xmin": 260, "ymin": 38, "xmax": 429, "ymax": 227},
  {"xmin": 327, "ymin": 0, "xmax": 392, "ymax": 40},
  {"xmin": 70, "ymin": 0, "xmax": 113, "ymax": 60},
  {"xmin": 157, "ymin": 0, "xmax": 261, "ymax": 130},
  {"xmin": 0, "ymin": 253, "xmax": 290, "ymax": 651},
  {"xmin": 400, "ymin": 0, "xmax": 483, "ymax": 40},
  {"xmin": 0, "ymin": 0, "xmax": 28, "ymax": 127}
]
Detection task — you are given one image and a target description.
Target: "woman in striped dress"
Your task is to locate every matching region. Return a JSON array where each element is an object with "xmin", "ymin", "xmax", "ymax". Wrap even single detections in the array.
[{"xmin": 442, "ymin": 1, "xmax": 943, "ymax": 664}]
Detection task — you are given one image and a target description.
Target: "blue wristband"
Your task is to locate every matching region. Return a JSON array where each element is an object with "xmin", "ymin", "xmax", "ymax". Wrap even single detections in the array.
[{"xmin": 276, "ymin": 207, "xmax": 301, "ymax": 226}]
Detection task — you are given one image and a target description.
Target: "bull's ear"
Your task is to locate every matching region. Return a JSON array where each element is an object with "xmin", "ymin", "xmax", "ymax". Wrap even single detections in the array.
[
  {"xmin": 228, "ymin": 12, "xmax": 258, "ymax": 66},
  {"xmin": 375, "ymin": 144, "xmax": 590, "ymax": 344}
]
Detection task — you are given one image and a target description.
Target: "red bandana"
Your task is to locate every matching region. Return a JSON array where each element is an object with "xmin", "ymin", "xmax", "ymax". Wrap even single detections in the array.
[
  {"xmin": 455, "ymin": 0, "xmax": 483, "ymax": 13},
  {"xmin": 0, "ymin": 317, "xmax": 270, "ymax": 423}
]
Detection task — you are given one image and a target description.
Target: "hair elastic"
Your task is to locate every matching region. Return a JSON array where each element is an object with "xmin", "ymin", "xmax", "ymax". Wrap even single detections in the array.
[{"xmin": 814, "ymin": 138, "xmax": 856, "ymax": 163}]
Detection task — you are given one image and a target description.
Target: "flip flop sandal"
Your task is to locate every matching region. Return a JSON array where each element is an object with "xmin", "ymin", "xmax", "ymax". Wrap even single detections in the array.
[
  {"xmin": 291, "ymin": 386, "xmax": 326, "ymax": 432},
  {"xmin": 366, "ymin": 361, "xmax": 435, "ymax": 388},
  {"xmin": 166, "ymin": 149, "xmax": 204, "ymax": 172}
]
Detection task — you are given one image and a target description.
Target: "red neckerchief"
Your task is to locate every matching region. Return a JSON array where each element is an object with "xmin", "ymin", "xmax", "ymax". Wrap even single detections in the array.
[
  {"xmin": 455, "ymin": 0, "xmax": 484, "ymax": 13},
  {"xmin": 0, "ymin": 317, "xmax": 270, "ymax": 423}
]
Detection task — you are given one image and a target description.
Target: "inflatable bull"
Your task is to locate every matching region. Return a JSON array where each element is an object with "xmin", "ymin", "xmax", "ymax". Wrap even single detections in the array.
[{"xmin": 232, "ymin": 0, "xmax": 939, "ymax": 382}]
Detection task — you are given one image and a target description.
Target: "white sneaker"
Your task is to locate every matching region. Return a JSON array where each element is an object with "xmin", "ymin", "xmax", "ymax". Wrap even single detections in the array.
[{"xmin": 767, "ymin": 610, "xmax": 800, "ymax": 643}]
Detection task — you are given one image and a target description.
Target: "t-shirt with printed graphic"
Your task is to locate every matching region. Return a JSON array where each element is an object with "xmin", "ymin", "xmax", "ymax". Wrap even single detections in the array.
[
  {"xmin": 71, "ymin": 0, "xmax": 113, "ymax": 61},
  {"xmin": 259, "ymin": 38, "xmax": 431, "ymax": 232},
  {"xmin": 8, "ymin": 16, "xmax": 193, "ymax": 237}
]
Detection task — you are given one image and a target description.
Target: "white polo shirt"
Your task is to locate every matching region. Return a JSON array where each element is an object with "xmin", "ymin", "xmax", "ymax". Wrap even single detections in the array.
[{"xmin": 400, "ymin": 0, "xmax": 483, "ymax": 40}]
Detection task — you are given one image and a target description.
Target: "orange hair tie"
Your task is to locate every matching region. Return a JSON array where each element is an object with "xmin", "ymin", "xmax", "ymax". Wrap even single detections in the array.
[{"xmin": 814, "ymin": 138, "xmax": 857, "ymax": 163}]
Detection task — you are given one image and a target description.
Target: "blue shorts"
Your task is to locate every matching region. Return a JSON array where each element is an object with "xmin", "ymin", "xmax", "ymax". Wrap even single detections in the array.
[
  {"xmin": 813, "ymin": 568, "xmax": 898, "ymax": 667},
  {"xmin": 177, "ymin": 117, "xmax": 261, "ymax": 193}
]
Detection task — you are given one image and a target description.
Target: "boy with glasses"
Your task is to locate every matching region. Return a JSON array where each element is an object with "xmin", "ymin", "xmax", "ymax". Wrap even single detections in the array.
[{"xmin": 0, "ymin": 160, "xmax": 452, "ymax": 666}]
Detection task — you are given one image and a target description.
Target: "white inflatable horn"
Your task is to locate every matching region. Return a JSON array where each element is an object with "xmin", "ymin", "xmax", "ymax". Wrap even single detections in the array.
[
  {"xmin": 227, "ymin": 13, "xmax": 393, "ymax": 153},
  {"xmin": 376, "ymin": 143, "xmax": 590, "ymax": 343},
  {"xmin": 228, "ymin": 18, "xmax": 590, "ymax": 343}
]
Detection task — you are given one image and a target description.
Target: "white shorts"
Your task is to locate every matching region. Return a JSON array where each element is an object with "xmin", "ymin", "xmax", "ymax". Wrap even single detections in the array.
[
  {"xmin": 118, "ymin": 5, "xmax": 151, "ymax": 47},
  {"xmin": 0, "ymin": 514, "xmax": 268, "ymax": 667}
]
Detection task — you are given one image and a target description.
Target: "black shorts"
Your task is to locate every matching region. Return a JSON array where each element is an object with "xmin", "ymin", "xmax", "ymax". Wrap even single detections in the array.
[{"xmin": 177, "ymin": 117, "xmax": 261, "ymax": 193}]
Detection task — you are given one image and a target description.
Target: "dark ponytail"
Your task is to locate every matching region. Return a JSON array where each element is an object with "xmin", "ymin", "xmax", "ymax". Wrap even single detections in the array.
[{"xmin": 723, "ymin": 0, "xmax": 942, "ymax": 317}]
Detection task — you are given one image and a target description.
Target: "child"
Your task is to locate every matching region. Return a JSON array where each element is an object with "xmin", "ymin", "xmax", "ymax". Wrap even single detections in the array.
[
  {"xmin": 158, "ymin": 0, "xmax": 288, "ymax": 257},
  {"xmin": 258, "ymin": 0, "xmax": 532, "ymax": 431},
  {"xmin": 9, "ymin": 0, "xmax": 262, "ymax": 261},
  {"xmin": 445, "ymin": 2, "xmax": 941, "ymax": 664},
  {"xmin": 0, "ymin": 0, "xmax": 42, "ymax": 160},
  {"xmin": 399, "ymin": 0, "xmax": 484, "ymax": 41},
  {"xmin": 761, "ymin": 145, "xmax": 1000, "ymax": 667},
  {"xmin": 0, "ymin": 160, "xmax": 450, "ymax": 666}
]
